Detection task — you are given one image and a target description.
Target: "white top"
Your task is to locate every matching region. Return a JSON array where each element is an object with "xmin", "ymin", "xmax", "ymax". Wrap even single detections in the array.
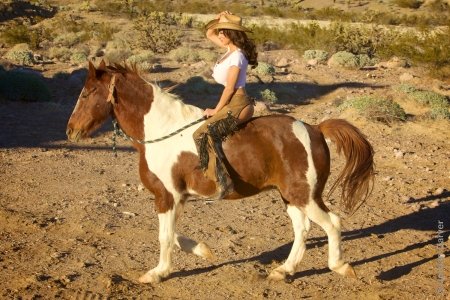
[{"xmin": 212, "ymin": 47, "xmax": 248, "ymax": 88}]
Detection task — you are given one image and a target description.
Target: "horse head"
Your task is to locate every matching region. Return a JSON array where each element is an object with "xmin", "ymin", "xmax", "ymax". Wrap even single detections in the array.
[{"xmin": 66, "ymin": 60, "xmax": 113, "ymax": 142}]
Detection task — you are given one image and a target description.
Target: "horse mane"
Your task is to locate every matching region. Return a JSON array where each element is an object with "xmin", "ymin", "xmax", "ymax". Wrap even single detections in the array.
[{"xmin": 105, "ymin": 62, "xmax": 202, "ymax": 122}]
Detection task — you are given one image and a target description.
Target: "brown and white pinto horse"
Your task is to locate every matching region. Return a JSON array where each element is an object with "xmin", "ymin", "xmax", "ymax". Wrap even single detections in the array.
[{"xmin": 66, "ymin": 61, "xmax": 374, "ymax": 284}]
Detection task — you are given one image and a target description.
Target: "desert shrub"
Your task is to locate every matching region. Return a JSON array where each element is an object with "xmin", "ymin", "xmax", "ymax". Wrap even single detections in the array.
[
  {"xmin": 252, "ymin": 62, "xmax": 275, "ymax": 76},
  {"xmin": 70, "ymin": 53, "xmax": 87, "ymax": 64},
  {"xmin": 393, "ymin": 83, "xmax": 419, "ymax": 93},
  {"xmin": 91, "ymin": 22, "xmax": 118, "ymax": 42},
  {"xmin": 6, "ymin": 50, "xmax": 34, "ymax": 65},
  {"xmin": 185, "ymin": 76, "xmax": 218, "ymax": 94},
  {"xmin": 303, "ymin": 50, "xmax": 329, "ymax": 62},
  {"xmin": 0, "ymin": 71, "xmax": 51, "ymax": 102},
  {"xmin": 392, "ymin": 0, "xmax": 423, "ymax": 9},
  {"xmin": 168, "ymin": 47, "xmax": 199, "ymax": 63},
  {"xmin": 198, "ymin": 50, "xmax": 217, "ymax": 63},
  {"xmin": 330, "ymin": 22, "xmax": 394, "ymax": 57},
  {"xmin": 48, "ymin": 46, "xmax": 72, "ymax": 61},
  {"xmin": 133, "ymin": 13, "xmax": 181, "ymax": 53},
  {"xmin": 407, "ymin": 91, "xmax": 450, "ymax": 119},
  {"xmin": 338, "ymin": 96, "xmax": 406, "ymax": 123},
  {"xmin": 54, "ymin": 32, "xmax": 80, "ymax": 47},
  {"xmin": 126, "ymin": 55, "xmax": 153, "ymax": 73},
  {"xmin": 1, "ymin": 22, "xmax": 30, "ymax": 46},
  {"xmin": 330, "ymin": 51, "xmax": 377, "ymax": 68},
  {"xmin": 103, "ymin": 48, "xmax": 132, "ymax": 63},
  {"xmin": 260, "ymin": 89, "xmax": 278, "ymax": 104},
  {"xmin": 53, "ymin": 72, "xmax": 71, "ymax": 80}
]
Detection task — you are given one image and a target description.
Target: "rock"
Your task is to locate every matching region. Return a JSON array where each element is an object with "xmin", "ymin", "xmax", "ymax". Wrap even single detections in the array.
[
  {"xmin": 137, "ymin": 183, "xmax": 145, "ymax": 191},
  {"xmin": 254, "ymin": 101, "xmax": 270, "ymax": 114},
  {"xmin": 386, "ymin": 57, "xmax": 408, "ymax": 68},
  {"xmin": 435, "ymin": 187, "xmax": 444, "ymax": 195},
  {"xmin": 395, "ymin": 151, "xmax": 404, "ymax": 159},
  {"xmin": 190, "ymin": 60, "xmax": 207, "ymax": 69},
  {"xmin": 430, "ymin": 200, "xmax": 440, "ymax": 208},
  {"xmin": 399, "ymin": 72, "xmax": 414, "ymax": 82},
  {"xmin": 276, "ymin": 57, "xmax": 289, "ymax": 67},
  {"xmin": 307, "ymin": 59, "xmax": 318, "ymax": 66}
]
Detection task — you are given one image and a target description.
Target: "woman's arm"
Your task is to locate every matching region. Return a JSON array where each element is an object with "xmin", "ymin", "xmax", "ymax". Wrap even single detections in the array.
[
  {"xmin": 204, "ymin": 66, "xmax": 240, "ymax": 117},
  {"xmin": 206, "ymin": 11, "xmax": 231, "ymax": 50}
]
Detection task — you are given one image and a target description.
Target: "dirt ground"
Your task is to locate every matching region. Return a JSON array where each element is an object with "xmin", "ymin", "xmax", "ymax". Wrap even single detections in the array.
[{"xmin": 1, "ymin": 7, "xmax": 450, "ymax": 300}]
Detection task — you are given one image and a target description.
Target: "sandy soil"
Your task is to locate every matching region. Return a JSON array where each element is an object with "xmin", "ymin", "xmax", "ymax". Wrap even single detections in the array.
[{"xmin": 1, "ymin": 6, "xmax": 450, "ymax": 300}]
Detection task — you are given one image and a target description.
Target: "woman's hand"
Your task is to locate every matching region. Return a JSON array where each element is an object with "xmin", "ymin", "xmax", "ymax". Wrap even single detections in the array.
[
  {"xmin": 203, "ymin": 108, "xmax": 217, "ymax": 118},
  {"xmin": 215, "ymin": 11, "xmax": 232, "ymax": 19}
]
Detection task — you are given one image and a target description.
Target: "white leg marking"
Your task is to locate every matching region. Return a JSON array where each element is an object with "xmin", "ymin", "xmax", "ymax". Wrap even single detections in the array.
[
  {"xmin": 268, "ymin": 205, "xmax": 311, "ymax": 281},
  {"xmin": 139, "ymin": 209, "xmax": 176, "ymax": 284},
  {"xmin": 303, "ymin": 202, "xmax": 356, "ymax": 278},
  {"xmin": 174, "ymin": 233, "xmax": 214, "ymax": 260}
]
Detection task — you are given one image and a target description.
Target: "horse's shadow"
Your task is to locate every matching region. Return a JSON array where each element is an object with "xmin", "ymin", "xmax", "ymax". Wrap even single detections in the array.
[{"xmin": 170, "ymin": 197, "xmax": 449, "ymax": 282}]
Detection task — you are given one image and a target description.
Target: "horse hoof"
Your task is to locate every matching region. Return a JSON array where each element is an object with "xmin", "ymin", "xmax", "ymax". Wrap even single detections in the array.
[
  {"xmin": 195, "ymin": 242, "xmax": 215, "ymax": 260},
  {"xmin": 334, "ymin": 263, "xmax": 357, "ymax": 279},
  {"xmin": 139, "ymin": 273, "xmax": 161, "ymax": 284},
  {"xmin": 267, "ymin": 269, "xmax": 286, "ymax": 281}
]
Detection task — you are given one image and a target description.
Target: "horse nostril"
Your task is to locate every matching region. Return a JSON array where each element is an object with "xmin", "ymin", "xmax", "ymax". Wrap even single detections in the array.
[{"xmin": 66, "ymin": 127, "xmax": 72, "ymax": 137}]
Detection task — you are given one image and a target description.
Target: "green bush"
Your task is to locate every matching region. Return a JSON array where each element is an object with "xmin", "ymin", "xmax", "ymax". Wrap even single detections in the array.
[
  {"xmin": 330, "ymin": 51, "xmax": 377, "ymax": 68},
  {"xmin": 70, "ymin": 53, "xmax": 87, "ymax": 64},
  {"xmin": 252, "ymin": 62, "xmax": 275, "ymax": 76},
  {"xmin": 133, "ymin": 13, "xmax": 181, "ymax": 53},
  {"xmin": 198, "ymin": 50, "xmax": 217, "ymax": 63},
  {"xmin": 6, "ymin": 50, "xmax": 34, "ymax": 65},
  {"xmin": 338, "ymin": 96, "xmax": 406, "ymax": 123},
  {"xmin": 185, "ymin": 76, "xmax": 219, "ymax": 94},
  {"xmin": 48, "ymin": 46, "xmax": 72, "ymax": 61},
  {"xmin": 303, "ymin": 50, "xmax": 329, "ymax": 62},
  {"xmin": 260, "ymin": 89, "xmax": 278, "ymax": 104},
  {"xmin": 407, "ymin": 91, "xmax": 450, "ymax": 119},
  {"xmin": 0, "ymin": 71, "xmax": 52, "ymax": 102},
  {"xmin": 393, "ymin": 83, "xmax": 419, "ymax": 93},
  {"xmin": 1, "ymin": 22, "xmax": 30, "ymax": 46},
  {"xmin": 168, "ymin": 47, "xmax": 199, "ymax": 63}
]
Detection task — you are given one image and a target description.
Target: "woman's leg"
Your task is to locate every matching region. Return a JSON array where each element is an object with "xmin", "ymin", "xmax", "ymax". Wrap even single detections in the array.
[{"xmin": 237, "ymin": 104, "xmax": 254, "ymax": 124}]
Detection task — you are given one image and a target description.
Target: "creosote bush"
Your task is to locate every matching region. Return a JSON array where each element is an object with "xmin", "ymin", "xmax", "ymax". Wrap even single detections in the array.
[
  {"xmin": 338, "ymin": 96, "xmax": 406, "ymax": 123},
  {"xmin": 6, "ymin": 50, "xmax": 34, "ymax": 65},
  {"xmin": 330, "ymin": 51, "xmax": 378, "ymax": 68},
  {"xmin": 303, "ymin": 50, "xmax": 328, "ymax": 63},
  {"xmin": 260, "ymin": 89, "xmax": 278, "ymax": 104},
  {"xmin": 407, "ymin": 91, "xmax": 450, "ymax": 119},
  {"xmin": 0, "ymin": 71, "xmax": 52, "ymax": 102},
  {"xmin": 252, "ymin": 62, "xmax": 275, "ymax": 76}
]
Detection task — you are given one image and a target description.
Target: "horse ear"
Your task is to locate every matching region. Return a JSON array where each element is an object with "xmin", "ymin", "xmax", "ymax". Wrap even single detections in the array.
[
  {"xmin": 88, "ymin": 61, "xmax": 97, "ymax": 78},
  {"xmin": 98, "ymin": 59, "xmax": 106, "ymax": 70}
]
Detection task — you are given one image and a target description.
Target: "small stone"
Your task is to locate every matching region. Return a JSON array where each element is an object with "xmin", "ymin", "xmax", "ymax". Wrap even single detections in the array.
[
  {"xmin": 430, "ymin": 200, "xmax": 440, "ymax": 208},
  {"xmin": 395, "ymin": 151, "xmax": 404, "ymax": 159},
  {"xmin": 122, "ymin": 211, "xmax": 136, "ymax": 217},
  {"xmin": 435, "ymin": 188, "xmax": 444, "ymax": 195},
  {"xmin": 137, "ymin": 183, "xmax": 145, "ymax": 191}
]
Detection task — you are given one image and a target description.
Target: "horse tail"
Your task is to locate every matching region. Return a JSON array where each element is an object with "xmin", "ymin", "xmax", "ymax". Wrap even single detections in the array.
[{"xmin": 317, "ymin": 119, "xmax": 375, "ymax": 215}]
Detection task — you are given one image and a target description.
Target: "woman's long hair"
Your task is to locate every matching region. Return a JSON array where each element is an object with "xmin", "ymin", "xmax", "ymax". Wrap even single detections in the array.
[{"xmin": 221, "ymin": 29, "xmax": 258, "ymax": 68}]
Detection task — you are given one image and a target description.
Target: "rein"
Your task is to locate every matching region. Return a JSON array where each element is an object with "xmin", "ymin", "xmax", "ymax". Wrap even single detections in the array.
[
  {"xmin": 104, "ymin": 72, "xmax": 204, "ymax": 157},
  {"xmin": 111, "ymin": 117, "xmax": 205, "ymax": 157}
]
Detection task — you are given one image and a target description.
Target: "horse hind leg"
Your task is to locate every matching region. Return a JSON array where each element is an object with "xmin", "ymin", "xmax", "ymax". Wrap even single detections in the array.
[
  {"xmin": 304, "ymin": 200, "xmax": 357, "ymax": 279},
  {"xmin": 268, "ymin": 204, "xmax": 311, "ymax": 281}
]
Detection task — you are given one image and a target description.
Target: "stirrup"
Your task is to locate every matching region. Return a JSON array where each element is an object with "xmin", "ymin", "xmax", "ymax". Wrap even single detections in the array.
[{"xmin": 205, "ymin": 181, "xmax": 234, "ymax": 203}]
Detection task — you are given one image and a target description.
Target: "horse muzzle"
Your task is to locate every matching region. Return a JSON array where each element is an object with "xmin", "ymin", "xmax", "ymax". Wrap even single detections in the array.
[{"xmin": 66, "ymin": 127, "xmax": 83, "ymax": 142}]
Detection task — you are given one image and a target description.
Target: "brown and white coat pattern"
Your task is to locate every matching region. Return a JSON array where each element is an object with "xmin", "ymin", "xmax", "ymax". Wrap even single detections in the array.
[{"xmin": 66, "ymin": 62, "xmax": 374, "ymax": 284}]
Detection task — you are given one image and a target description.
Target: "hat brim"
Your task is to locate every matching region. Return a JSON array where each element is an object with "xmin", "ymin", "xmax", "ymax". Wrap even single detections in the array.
[{"xmin": 205, "ymin": 19, "xmax": 252, "ymax": 33}]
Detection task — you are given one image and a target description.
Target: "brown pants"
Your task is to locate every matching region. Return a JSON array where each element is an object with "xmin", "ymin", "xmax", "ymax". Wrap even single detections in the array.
[{"xmin": 193, "ymin": 94, "xmax": 253, "ymax": 184}]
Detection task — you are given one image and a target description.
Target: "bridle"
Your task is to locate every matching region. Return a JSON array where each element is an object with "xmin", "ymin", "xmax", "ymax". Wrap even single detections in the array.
[{"xmin": 105, "ymin": 74, "xmax": 204, "ymax": 157}]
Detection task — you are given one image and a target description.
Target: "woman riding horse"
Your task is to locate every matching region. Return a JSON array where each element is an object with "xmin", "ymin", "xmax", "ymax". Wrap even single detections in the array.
[{"xmin": 193, "ymin": 11, "xmax": 258, "ymax": 200}]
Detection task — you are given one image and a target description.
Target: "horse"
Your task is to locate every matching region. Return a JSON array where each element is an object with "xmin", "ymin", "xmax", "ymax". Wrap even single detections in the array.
[{"xmin": 66, "ymin": 61, "xmax": 375, "ymax": 284}]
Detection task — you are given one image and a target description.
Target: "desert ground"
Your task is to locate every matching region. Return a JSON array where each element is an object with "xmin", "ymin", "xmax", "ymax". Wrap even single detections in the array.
[{"xmin": 1, "ymin": 2, "xmax": 450, "ymax": 299}]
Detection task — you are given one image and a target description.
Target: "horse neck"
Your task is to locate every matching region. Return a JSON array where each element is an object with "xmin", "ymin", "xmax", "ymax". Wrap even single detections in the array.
[
  {"xmin": 143, "ymin": 83, "xmax": 203, "ymax": 140},
  {"xmin": 112, "ymin": 76, "xmax": 203, "ymax": 141}
]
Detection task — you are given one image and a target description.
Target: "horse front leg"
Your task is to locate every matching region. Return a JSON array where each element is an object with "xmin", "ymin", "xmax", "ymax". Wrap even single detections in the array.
[
  {"xmin": 172, "ymin": 200, "xmax": 214, "ymax": 259},
  {"xmin": 139, "ymin": 207, "xmax": 176, "ymax": 284}
]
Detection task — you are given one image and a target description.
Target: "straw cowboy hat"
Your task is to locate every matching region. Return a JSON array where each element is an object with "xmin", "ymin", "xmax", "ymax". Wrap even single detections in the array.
[{"xmin": 205, "ymin": 14, "xmax": 252, "ymax": 33}]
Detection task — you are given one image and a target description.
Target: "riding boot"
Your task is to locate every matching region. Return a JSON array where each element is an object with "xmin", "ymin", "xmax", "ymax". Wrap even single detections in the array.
[{"xmin": 194, "ymin": 133, "xmax": 234, "ymax": 201}]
